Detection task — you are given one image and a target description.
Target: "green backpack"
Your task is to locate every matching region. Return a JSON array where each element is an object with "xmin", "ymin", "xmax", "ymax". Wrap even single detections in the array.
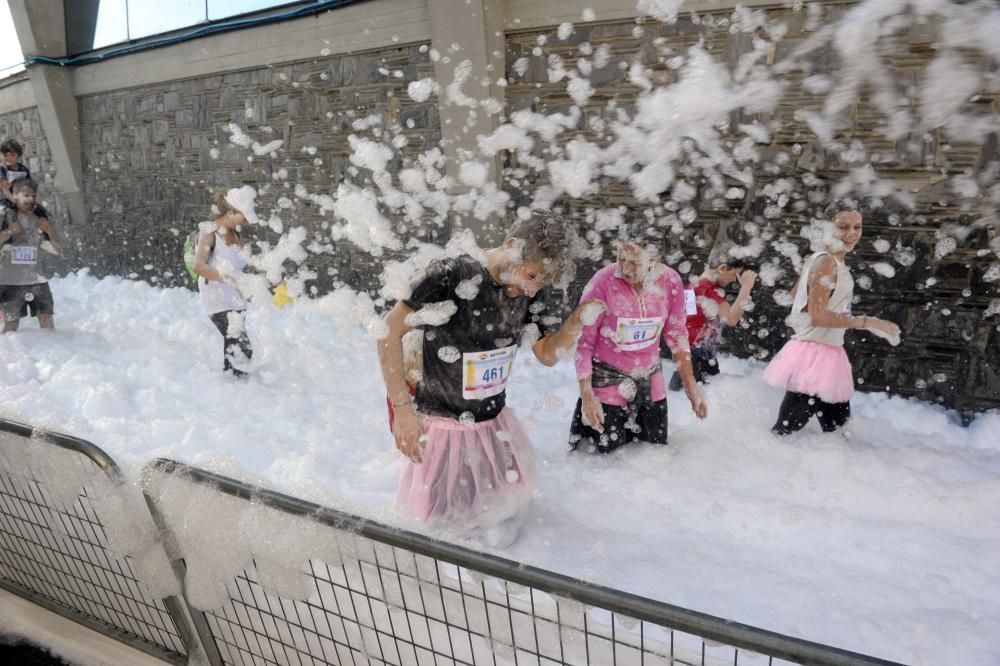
[{"xmin": 182, "ymin": 228, "xmax": 213, "ymax": 281}]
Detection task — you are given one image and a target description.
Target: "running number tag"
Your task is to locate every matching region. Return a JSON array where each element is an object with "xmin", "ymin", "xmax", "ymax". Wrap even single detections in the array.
[
  {"xmin": 11, "ymin": 246, "xmax": 37, "ymax": 265},
  {"xmin": 462, "ymin": 344, "xmax": 517, "ymax": 400},
  {"xmin": 615, "ymin": 316, "xmax": 664, "ymax": 351},
  {"xmin": 684, "ymin": 289, "xmax": 698, "ymax": 315}
]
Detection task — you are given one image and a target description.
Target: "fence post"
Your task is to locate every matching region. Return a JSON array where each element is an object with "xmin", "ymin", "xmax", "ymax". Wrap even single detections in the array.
[
  {"xmin": 0, "ymin": 419, "xmax": 209, "ymax": 665},
  {"xmin": 140, "ymin": 466, "xmax": 225, "ymax": 666}
]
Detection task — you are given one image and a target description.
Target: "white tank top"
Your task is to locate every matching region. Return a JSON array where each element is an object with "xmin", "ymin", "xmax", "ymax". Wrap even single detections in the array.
[
  {"xmin": 198, "ymin": 231, "xmax": 248, "ymax": 315},
  {"xmin": 786, "ymin": 252, "xmax": 854, "ymax": 347}
]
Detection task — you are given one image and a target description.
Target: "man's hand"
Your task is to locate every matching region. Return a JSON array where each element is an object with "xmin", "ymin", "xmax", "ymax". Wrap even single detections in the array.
[
  {"xmin": 738, "ymin": 269, "xmax": 758, "ymax": 291},
  {"xmin": 581, "ymin": 390, "xmax": 605, "ymax": 432},
  {"xmin": 393, "ymin": 403, "xmax": 425, "ymax": 463}
]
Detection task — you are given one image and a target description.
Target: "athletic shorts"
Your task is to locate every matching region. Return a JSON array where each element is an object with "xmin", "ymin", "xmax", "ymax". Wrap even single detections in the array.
[{"xmin": 0, "ymin": 283, "xmax": 54, "ymax": 320}]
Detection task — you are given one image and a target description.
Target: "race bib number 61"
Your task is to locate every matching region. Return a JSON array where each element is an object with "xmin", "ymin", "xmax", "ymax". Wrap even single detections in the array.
[{"xmin": 615, "ymin": 316, "xmax": 664, "ymax": 351}]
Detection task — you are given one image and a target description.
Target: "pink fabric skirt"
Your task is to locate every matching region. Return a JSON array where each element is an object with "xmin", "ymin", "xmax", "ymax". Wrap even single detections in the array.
[
  {"xmin": 396, "ymin": 408, "xmax": 536, "ymax": 532},
  {"xmin": 762, "ymin": 339, "xmax": 854, "ymax": 403}
]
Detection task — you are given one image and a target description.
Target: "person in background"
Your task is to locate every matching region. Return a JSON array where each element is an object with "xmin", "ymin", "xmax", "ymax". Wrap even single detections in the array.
[
  {"xmin": 193, "ymin": 188, "xmax": 258, "ymax": 376},
  {"xmin": 571, "ymin": 222, "xmax": 708, "ymax": 455},
  {"xmin": 0, "ymin": 179, "xmax": 61, "ymax": 332},
  {"xmin": 763, "ymin": 203, "xmax": 900, "ymax": 435},
  {"xmin": 668, "ymin": 243, "xmax": 758, "ymax": 390},
  {"xmin": 1, "ymin": 139, "xmax": 51, "ymax": 223}
]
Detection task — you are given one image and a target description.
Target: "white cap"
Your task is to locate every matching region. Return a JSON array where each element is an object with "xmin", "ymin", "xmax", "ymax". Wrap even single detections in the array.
[{"xmin": 224, "ymin": 185, "xmax": 261, "ymax": 226}]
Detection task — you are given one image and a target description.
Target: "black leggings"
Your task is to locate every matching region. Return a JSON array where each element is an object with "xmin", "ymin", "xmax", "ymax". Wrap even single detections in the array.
[
  {"xmin": 668, "ymin": 347, "xmax": 720, "ymax": 391},
  {"xmin": 772, "ymin": 391, "xmax": 850, "ymax": 435},
  {"xmin": 210, "ymin": 310, "xmax": 252, "ymax": 375},
  {"xmin": 569, "ymin": 398, "xmax": 668, "ymax": 454}
]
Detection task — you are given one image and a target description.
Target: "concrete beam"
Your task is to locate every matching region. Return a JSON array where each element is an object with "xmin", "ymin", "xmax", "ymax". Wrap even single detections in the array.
[
  {"xmin": 0, "ymin": 76, "xmax": 36, "ymax": 115},
  {"xmin": 8, "ymin": 0, "xmax": 87, "ymax": 226},
  {"xmin": 72, "ymin": 0, "xmax": 432, "ymax": 96},
  {"xmin": 428, "ymin": 0, "xmax": 507, "ymax": 242}
]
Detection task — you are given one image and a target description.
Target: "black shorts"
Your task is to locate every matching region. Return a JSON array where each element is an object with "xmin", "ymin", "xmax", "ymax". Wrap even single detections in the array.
[
  {"xmin": 669, "ymin": 346, "xmax": 720, "ymax": 391},
  {"xmin": 569, "ymin": 398, "xmax": 669, "ymax": 454},
  {"xmin": 1, "ymin": 283, "xmax": 55, "ymax": 320}
]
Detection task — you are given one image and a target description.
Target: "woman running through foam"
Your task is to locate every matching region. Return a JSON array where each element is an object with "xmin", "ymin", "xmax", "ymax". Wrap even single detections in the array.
[
  {"xmin": 193, "ymin": 188, "xmax": 257, "ymax": 376},
  {"xmin": 763, "ymin": 203, "xmax": 900, "ymax": 435}
]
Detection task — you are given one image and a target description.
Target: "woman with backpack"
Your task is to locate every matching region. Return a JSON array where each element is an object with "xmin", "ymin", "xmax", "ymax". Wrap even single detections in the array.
[{"xmin": 192, "ymin": 188, "xmax": 258, "ymax": 376}]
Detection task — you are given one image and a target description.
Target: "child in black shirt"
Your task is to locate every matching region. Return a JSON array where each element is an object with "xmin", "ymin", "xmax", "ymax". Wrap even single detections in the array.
[{"xmin": 378, "ymin": 212, "xmax": 603, "ymax": 545}]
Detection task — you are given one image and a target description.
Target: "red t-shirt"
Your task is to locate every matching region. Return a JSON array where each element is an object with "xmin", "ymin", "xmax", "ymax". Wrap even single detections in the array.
[{"xmin": 685, "ymin": 279, "xmax": 727, "ymax": 348}]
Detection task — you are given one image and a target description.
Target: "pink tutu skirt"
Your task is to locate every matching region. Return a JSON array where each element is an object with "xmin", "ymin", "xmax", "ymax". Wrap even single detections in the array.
[
  {"xmin": 397, "ymin": 408, "xmax": 536, "ymax": 533},
  {"xmin": 762, "ymin": 339, "xmax": 854, "ymax": 403}
]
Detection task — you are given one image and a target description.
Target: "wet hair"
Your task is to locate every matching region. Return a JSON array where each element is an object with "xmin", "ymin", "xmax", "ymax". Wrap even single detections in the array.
[
  {"xmin": 619, "ymin": 215, "xmax": 652, "ymax": 243},
  {"xmin": 823, "ymin": 199, "xmax": 861, "ymax": 221},
  {"xmin": 707, "ymin": 241, "xmax": 756, "ymax": 271},
  {"xmin": 212, "ymin": 189, "xmax": 239, "ymax": 217},
  {"xmin": 0, "ymin": 139, "xmax": 23, "ymax": 156},
  {"xmin": 507, "ymin": 209, "xmax": 575, "ymax": 278},
  {"xmin": 616, "ymin": 213, "xmax": 662, "ymax": 257},
  {"xmin": 11, "ymin": 178, "xmax": 36, "ymax": 194}
]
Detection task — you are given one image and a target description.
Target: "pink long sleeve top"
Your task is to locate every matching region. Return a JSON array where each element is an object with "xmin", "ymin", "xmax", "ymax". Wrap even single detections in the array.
[{"xmin": 574, "ymin": 263, "xmax": 690, "ymax": 406}]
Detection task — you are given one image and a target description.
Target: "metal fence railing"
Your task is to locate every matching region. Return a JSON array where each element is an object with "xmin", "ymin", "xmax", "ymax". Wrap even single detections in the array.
[
  {"xmin": 142, "ymin": 458, "xmax": 906, "ymax": 666},
  {"xmin": 0, "ymin": 417, "xmax": 908, "ymax": 666},
  {"xmin": 0, "ymin": 419, "xmax": 197, "ymax": 665}
]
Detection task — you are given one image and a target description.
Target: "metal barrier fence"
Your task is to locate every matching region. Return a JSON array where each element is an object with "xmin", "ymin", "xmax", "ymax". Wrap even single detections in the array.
[
  {"xmin": 0, "ymin": 419, "xmax": 197, "ymax": 664},
  {"xmin": 142, "ymin": 458, "xmax": 906, "ymax": 666},
  {"xmin": 0, "ymin": 418, "xmax": 905, "ymax": 666}
]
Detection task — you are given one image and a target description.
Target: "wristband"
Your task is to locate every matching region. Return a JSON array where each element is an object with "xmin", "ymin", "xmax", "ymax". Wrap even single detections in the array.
[{"xmin": 390, "ymin": 397, "xmax": 412, "ymax": 408}]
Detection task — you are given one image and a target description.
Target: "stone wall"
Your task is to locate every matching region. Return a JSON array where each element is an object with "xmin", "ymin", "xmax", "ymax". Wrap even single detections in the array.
[
  {"xmin": 74, "ymin": 42, "xmax": 442, "ymax": 294},
  {"xmin": 502, "ymin": 5, "xmax": 1000, "ymax": 418}
]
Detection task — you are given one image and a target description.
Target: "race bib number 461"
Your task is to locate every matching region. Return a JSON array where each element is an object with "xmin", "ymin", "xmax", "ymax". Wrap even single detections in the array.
[
  {"xmin": 12, "ymin": 246, "xmax": 37, "ymax": 265},
  {"xmin": 462, "ymin": 345, "xmax": 517, "ymax": 400},
  {"xmin": 615, "ymin": 316, "xmax": 664, "ymax": 351}
]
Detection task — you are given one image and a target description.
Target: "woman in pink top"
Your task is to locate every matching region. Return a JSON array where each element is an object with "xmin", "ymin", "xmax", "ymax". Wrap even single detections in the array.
[{"xmin": 571, "ymin": 229, "xmax": 708, "ymax": 453}]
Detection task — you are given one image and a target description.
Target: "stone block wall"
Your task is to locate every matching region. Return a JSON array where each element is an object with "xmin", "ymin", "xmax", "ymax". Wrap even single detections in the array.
[
  {"xmin": 502, "ymin": 5, "xmax": 1000, "ymax": 417},
  {"xmin": 74, "ymin": 42, "xmax": 442, "ymax": 295}
]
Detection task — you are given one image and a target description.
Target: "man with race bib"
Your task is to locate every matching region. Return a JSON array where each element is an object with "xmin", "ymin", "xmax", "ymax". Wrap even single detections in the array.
[
  {"xmin": 571, "ymin": 224, "xmax": 708, "ymax": 454},
  {"xmin": 377, "ymin": 211, "xmax": 601, "ymax": 545},
  {"xmin": 0, "ymin": 179, "xmax": 61, "ymax": 332}
]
